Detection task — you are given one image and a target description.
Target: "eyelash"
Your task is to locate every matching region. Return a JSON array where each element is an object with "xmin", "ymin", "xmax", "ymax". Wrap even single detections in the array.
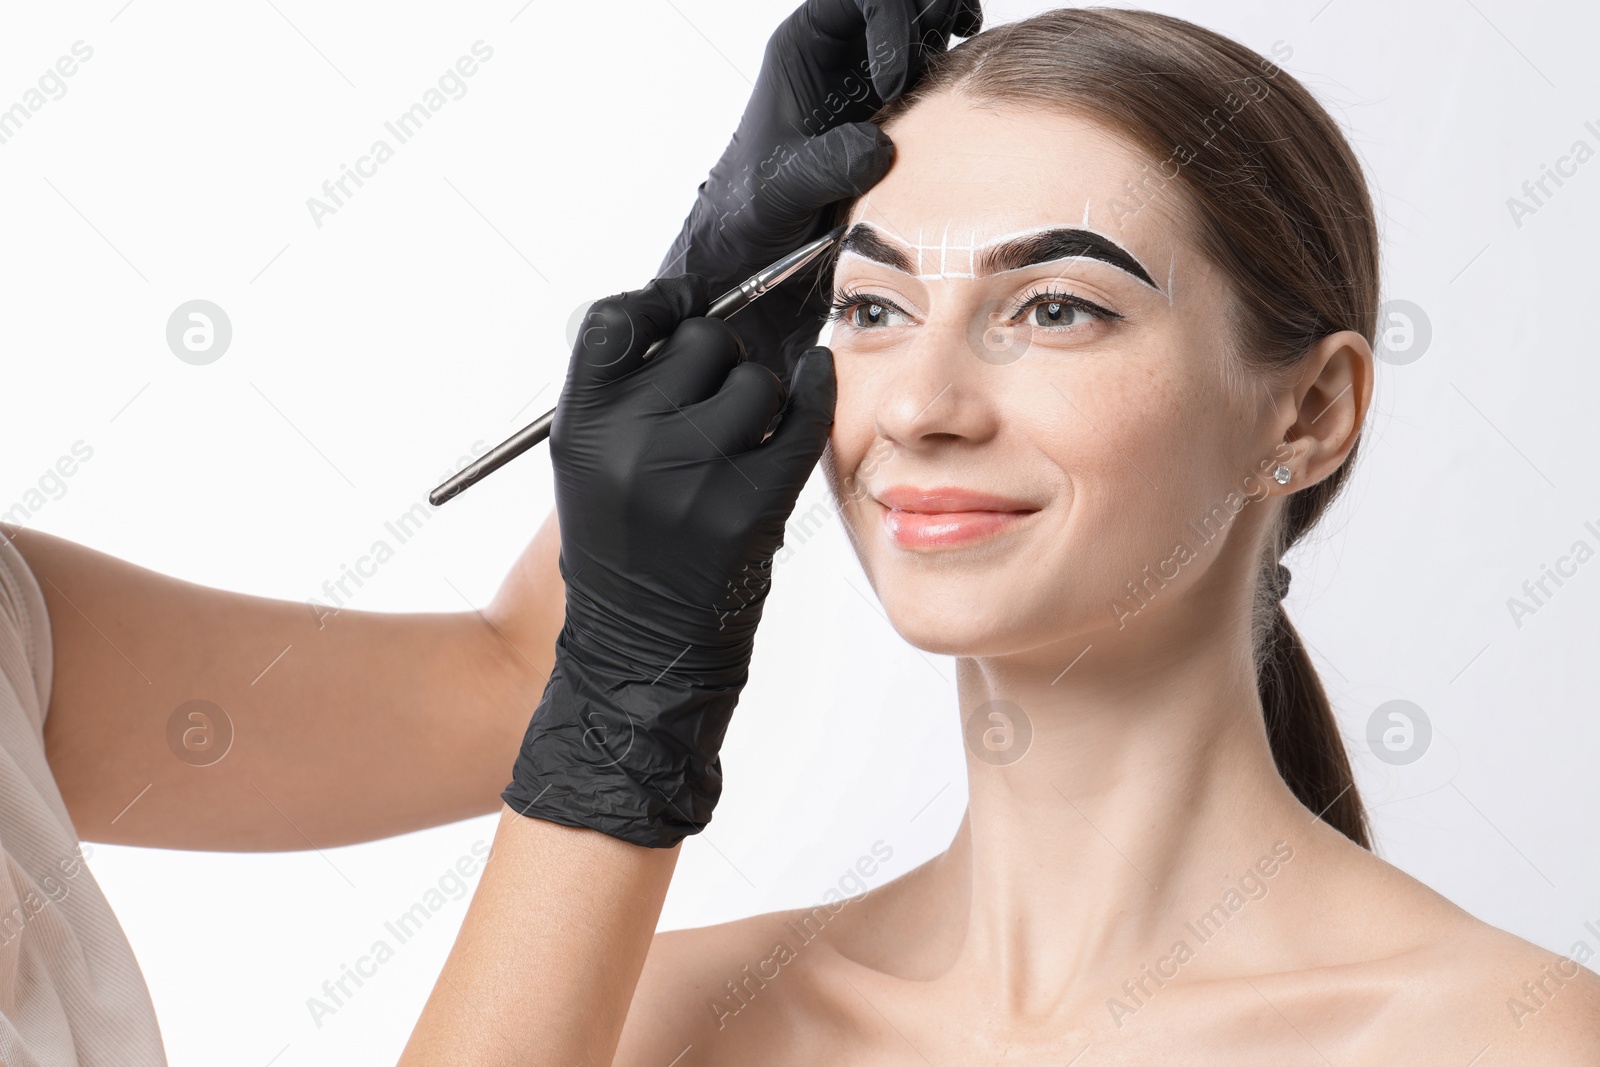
[{"xmin": 824, "ymin": 286, "xmax": 1124, "ymax": 330}]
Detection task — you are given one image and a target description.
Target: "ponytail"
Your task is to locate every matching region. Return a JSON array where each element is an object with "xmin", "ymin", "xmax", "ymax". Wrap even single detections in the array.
[{"xmin": 1256, "ymin": 598, "xmax": 1371, "ymax": 849}]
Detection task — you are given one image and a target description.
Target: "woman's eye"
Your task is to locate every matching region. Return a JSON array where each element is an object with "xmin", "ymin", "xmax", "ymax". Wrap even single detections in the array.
[
  {"xmin": 850, "ymin": 302, "xmax": 905, "ymax": 328},
  {"xmin": 1028, "ymin": 299, "xmax": 1092, "ymax": 328}
]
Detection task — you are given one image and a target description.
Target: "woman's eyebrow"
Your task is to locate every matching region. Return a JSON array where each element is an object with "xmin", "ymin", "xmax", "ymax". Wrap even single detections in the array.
[
  {"xmin": 838, "ymin": 222, "xmax": 1159, "ymax": 290},
  {"xmin": 978, "ymin": 228, "xmax": 1158, "ymax": 289},
  {"xmin": 837, "ymin": 223, "xmax": 916, "ymax": 273}
]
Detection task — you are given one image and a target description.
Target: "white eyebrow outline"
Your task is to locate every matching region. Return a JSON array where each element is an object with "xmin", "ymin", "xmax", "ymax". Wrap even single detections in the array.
[{"xmin": 838, "ymin": 219, "xmax": 1165, "ymax": 295}]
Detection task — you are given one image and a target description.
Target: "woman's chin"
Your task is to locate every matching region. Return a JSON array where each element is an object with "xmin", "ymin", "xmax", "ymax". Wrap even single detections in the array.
[
  {"xmin": 881, "ymin": 604, "xmax": 1032, "ymax": 659},
  {"xmin": 878, "ymin": 588, "xmax": 1106, "ymax": 661}
]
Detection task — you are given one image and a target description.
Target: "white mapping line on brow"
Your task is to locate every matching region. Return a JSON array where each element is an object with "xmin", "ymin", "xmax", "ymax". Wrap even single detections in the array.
[{"xmin": 1166, "ymin": 254, "xmax": 1176, "ymax": 307}]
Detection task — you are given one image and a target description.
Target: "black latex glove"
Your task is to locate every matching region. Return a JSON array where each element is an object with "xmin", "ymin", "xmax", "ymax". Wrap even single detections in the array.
[
  {"xmin": 659, "ymin": 0, "xmax": 983, "ymax": 378},
  {"xmin": 502, "ymin": 275, "xmax": 836, "ymax": 848}
]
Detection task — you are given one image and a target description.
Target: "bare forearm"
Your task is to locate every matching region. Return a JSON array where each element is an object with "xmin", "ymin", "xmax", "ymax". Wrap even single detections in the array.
[
  {"xmin": 400, "ymin": 805, "xmax": 677, "ymax": 1066},
  {"xmin": 6, "ymin": 511, "xmax": 565, "ymax": 849}
]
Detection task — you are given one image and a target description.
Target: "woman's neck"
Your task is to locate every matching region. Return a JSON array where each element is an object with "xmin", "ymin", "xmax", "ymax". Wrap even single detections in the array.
[{"xmin": 922, "ymin": 604, "xmax": 1322, "ymax": 1021}]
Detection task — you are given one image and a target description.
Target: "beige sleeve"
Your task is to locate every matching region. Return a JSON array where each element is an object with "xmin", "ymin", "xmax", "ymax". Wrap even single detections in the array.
[{"xmin": 0, "ymin": 533, "xmax": 52, "ymax": 743}]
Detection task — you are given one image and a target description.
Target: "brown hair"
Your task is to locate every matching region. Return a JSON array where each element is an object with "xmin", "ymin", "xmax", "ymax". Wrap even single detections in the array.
[{"xmin": 860, "ymin": 8, "xmax": 1376, "ymax": 848}]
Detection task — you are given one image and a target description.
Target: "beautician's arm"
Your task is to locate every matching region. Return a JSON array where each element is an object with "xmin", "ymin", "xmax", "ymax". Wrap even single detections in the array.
[
  {"xmin": 400, "ymin": 0, "xmax": 987, "ymax": 1055},
  {"xmin": 398, "ymin": 269, "xmax": 834, "ymax": 1066},
  {"xmin": 398, "ymin": 806, "xmax": 677, "ymax": 1066},
  {"xmin": 2, "ymin": 513, "xmax": 563, "ymax": 850}
]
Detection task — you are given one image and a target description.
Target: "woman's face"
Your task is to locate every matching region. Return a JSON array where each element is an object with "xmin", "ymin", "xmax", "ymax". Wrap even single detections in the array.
[{"xmin": 822, "ymin": 90, "xmax": 1287, "ymax": 660}]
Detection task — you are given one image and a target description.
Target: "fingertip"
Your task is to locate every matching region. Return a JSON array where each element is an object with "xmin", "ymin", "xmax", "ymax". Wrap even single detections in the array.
[
  {"xmin": 777, "ymin": 124, "xmax": 895, "ymax": 216},
  {"xmin": 577, "ymin": 274, "xmax": 713, "ymax": 380},
  {"xmin": 837, "ymin": 122, "xmax": 896, "ymax": 193},
  {"xmin": 955, "ymin": 0, "xmax": 983, "ymax": 39},
  {"xmin": 794, "ymin": 346, "xmax": 837, "ymax": 417},
  {"xmin": 805, "ymin": 343, "xmax": 835, "ymax": 366},
  {"xmin": 841, "ymin": 120, "xmax": 894, "ymax": 163}
]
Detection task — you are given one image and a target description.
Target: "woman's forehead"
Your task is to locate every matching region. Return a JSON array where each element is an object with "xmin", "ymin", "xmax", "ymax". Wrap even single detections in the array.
[{"xmin": 854, "ymin": 93, "xmax": 1187, "ymax": 272}]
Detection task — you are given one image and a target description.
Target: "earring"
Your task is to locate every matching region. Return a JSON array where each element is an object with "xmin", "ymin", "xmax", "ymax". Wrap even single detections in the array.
[{"xmin": 1272, "ymin": 465, "xmax": 1292, "ymax": 485}]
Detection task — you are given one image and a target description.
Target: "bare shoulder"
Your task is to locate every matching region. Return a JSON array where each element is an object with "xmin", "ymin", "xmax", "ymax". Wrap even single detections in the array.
[
  {"xmin": 1425, "ymin": 919, "xmax": 1600, "ymax": 1065},
  {"xmin": 614, "ymin": 902, "xmax": 848, "ymax": 1067},
  {"xmin": 615, "ymin": 842, "xmax": 950, "ymax": 1066},
  {"xmin": 1327, "ymin": 902, "xmax": 1600, "ymax": 1065},
  {"xmin": 1224, "ymin": 829, "xmax": 1600, "ymax": 1065}
]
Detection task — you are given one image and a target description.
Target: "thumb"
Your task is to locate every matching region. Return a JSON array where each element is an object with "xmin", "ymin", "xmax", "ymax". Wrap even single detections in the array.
[
  {"xmin": 765, "ymin": 123, "xmax": 895, "ymax": 224},
  {"xmin": 567, "ymin": 273, "xmax": 709, "ymax": 389},
  {"xmin": 755, "ymin": 346, "xmax": 836, "ymax": 501}
]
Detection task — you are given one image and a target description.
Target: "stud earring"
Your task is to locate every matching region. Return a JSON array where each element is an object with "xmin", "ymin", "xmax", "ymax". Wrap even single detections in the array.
[{"xmin": 1272, "ymin": 465, "xmax": 1292, "ymax": 484}]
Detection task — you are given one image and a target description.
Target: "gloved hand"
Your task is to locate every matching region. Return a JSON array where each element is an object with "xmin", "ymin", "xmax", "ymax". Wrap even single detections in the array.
[
  {"xmin": 502, "ymin": 274, "xmax": 837, "ymax": 848},
  {"xmin": 659, "ymin": 0, "xmax": 983, "ymax": 378}
]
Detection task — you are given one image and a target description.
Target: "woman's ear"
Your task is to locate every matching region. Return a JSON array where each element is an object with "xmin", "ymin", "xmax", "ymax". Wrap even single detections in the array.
[{"xmin": 1277, "ymin": 329, "xmax": 1375, "ymax": 490}]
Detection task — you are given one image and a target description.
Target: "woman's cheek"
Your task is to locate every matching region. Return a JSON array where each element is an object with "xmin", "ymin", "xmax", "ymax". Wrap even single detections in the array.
[
  {"xmin": 821, "ymin": 416, "xmax": 876, "ymax": 515},
  {"xmin": 825, "ymin": 366, "xmax": 878, "ymax": 476},
  {"xmin": 1065, "ymin": 357, "xmax": 1194, "ymax": 468}
]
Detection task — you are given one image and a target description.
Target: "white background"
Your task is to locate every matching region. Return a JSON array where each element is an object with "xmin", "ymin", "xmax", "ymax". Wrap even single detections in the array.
[{"xmin": 2, "ymin": 0, "xmax": 1597, "ymax": 1063}]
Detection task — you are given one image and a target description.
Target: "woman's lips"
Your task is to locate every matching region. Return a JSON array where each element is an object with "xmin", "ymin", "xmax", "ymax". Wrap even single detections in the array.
[
  {"xmin": 874, "ymin": 485, "xmax": 1041, "ymax": 551},
  {"xmin": 881, "ymin": 506, "xmax": 1037, "ymax": 549}
]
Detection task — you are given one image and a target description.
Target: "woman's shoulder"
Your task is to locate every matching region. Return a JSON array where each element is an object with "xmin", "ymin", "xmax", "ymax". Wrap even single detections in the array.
[
  {"xmin": 1120, "ymin": 843, "xmax": 1600, "ymax": 1066},
  {"xmin": 1340, "ymin": 919, "xmax": 1599, "ymax": 1065},
  {"xmin": 1398, "ymin": 917, "xmax": 1600, "ymax": 1064},
  {"xmin": 1156, "ymin": 915, "xmax": 1600, "ymax": 1066},
  {"xmin": 614, "ymin": 843, "xmax": 957, "ymax": 1066},
  {"xmin": 1256, "ymin": 841, "xmax": 1600, "ymax": 1065}
]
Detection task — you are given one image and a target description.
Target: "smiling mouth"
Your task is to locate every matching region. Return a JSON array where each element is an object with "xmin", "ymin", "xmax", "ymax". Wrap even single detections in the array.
[
  {"xmin": 872, "ymin": 485, "xmax": 1042, "ymax": 552},
  {"xmin": 880, "ymin": 506, "xmax": 1039, "ymax": 551}
]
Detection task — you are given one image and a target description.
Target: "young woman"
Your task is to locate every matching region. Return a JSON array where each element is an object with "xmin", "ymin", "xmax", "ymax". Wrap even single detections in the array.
[{"xmin": 403, "ymin": 8, "xmax": 1600, "ymax": 1066}]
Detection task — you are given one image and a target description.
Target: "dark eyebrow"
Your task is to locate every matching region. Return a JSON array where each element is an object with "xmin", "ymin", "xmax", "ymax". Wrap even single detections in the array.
[
  {"xmin": 976, "ymin": 228, "xmax": 1158, "ymax": 289},
  {"xmin": 837, "ymin": 224, "xmax": 915, "ymax": 274},
  {"xmin": 837, "ymin": 222, "xmax": 1159, "ymax": 291}
]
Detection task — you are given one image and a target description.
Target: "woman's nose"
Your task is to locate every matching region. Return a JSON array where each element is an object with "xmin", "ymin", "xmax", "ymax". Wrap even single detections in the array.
[{"xmin": 872, "ymin": 318, "xmax": 1002, "ymax": 449}]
